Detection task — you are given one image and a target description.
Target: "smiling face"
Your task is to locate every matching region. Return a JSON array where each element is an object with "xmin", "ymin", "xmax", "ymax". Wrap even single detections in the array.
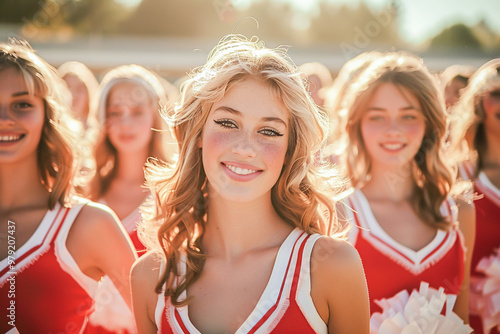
[
  {"xmin": 360, "ymin": 83, "xmax": 426, "ymax": 169},
  {"xmin": 200, "ymin": 77, "xmax": 289, "ymax": 203},
  {"xmin": 0, "ymin": 67, "xmax": 45, "ymax": 165},
  {"xmin": 105, "ymin": 81, "xmax": 155, "ymax": 155}
]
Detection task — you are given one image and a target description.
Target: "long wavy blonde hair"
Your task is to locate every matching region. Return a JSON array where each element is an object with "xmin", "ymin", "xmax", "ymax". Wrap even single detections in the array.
[
  {"xmin": 448, "ymin": 58, "xmax": 500, "ymax": 176},
  {"xmin": 88, "ymin": 64, "xmax": 175, "ymax": 200},
  {"xmin": 340, "ymin": 52, "xmax": 455, "ymax": 230},
  {"xmin": 139, "ymin": 35, "xmax": 345, "ymax": 306},
  {"xmin": 0, "ymin": 40, "xmax": 81, "ymax": 209}
]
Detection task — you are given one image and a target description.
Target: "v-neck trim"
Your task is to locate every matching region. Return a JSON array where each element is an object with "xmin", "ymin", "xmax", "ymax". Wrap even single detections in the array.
[
  {"xmin": 477, "ymin": 171, "xmax": 500, "ymax": 207},
  {"xmin": 173, "ymin": 227, "xmax": 303, "ymax": 334},
  {"xmin": 1, "ymin": 203, "xmax": 63, "ymax": 279},
  {"xmin": 354, "ymin": 189, "xmax": 447, "ymax": 265}
]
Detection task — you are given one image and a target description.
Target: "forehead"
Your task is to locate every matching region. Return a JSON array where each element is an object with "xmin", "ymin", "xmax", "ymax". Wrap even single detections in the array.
[
  {"xmin": 107, "ymin": 81, "xmax": 152, "ymax": 106},
  {"xmin": 212, "ymin": 78, "xmax": 289, "ymax": 120},
  {"xmin": 367, "ymin": 82, "xmax": 420, "ymax": 108},
  {"xmin": 0, "ymin": 67, "xmax": 33, "ymax": 94}
]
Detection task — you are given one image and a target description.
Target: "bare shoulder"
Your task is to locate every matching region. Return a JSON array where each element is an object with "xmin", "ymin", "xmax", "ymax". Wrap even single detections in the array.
[
  {"xmin": 131, "ymin": 251, "xmax": 165, "ymax": 331},
  {"xmin": 311, "ymin": 236, "xmax": 363, "ymax": 278},
  {"xmin": 310, "ymin": 236, "xmax": 370, "ymax": 332},
  {"xmin": 72, "ymin": 200, "xmax": 121, "ymax": 233},
  {"xmin": 131, "ymin": 251, "xmax": 164, "ymax": 287}
]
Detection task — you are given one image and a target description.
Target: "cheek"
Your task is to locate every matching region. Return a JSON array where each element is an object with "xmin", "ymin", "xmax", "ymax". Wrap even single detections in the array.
[
  {"xmin": 258, "ymin": 140, "xmax": 287, "ymax": 166},
  {"xmin": 406, "ymin": 123, "xmax": 426, "ymax": 141},
  {"xmin": 203, "ymin": 130, "xmax": 234, "ymax": 153}
]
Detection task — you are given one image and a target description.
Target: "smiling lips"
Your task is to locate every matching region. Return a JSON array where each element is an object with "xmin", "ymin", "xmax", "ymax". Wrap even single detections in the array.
[
  {"xmin": 0, "ymin": 134, "xmax": 23, "ymax": 142},
  {"xmin": 224, "ymin": 163, "xmax": 259, "ymax": 175},
  {"xmin": 221, "ymin": 162, "xmax": 263, "ymax": 182},
  {"xmin": 380, "ymin": 142, "xmax": 406, "ymax": 151}
]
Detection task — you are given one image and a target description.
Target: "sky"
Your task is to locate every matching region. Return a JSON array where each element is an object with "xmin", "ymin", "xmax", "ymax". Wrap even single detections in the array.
[{"xmin": 116, "ymin": 0, "xmax": 500, "ymax": 44}]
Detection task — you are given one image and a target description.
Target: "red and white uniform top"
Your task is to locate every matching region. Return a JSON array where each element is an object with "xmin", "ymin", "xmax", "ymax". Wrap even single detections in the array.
[
  {"xmin": 460, "ymin": 162, "xmax": 500, "ymax": 334},
  {"xmin": 0, "ymin": 199, "xmax": 95, "ymax": 333},
  {"xmin": 344, "ymin": 189, "xmax": 465, "ymax": 315},
  {"xmin": 155, "ymin": 228, "xmax": 327, "ymax": 334}
]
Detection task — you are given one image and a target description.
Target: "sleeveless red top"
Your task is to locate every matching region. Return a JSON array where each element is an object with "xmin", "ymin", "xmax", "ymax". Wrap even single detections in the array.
[
  {"xmin": 156, "ymin": 229, "xmax": 327, "ymax": 333},
  {"xmin": 345, "ymin": 189, "xmax": 465, "ymax": 315},
  {"xmin": 0, "ymin": 201, "xmax": 95, "ymax": 333}
]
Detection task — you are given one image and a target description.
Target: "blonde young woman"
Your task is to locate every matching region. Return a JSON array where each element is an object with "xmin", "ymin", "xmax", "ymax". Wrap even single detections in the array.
[
  {"xmin": 336, "ymin": 52, "xmax": 475, "ymax": 323},
  {"xmin": 0, "ymin": 40, "xmax": 136, "ymax": 333},
  {"xmin": 131, "ymin": 35, "xmax": 370, "ymax": 333},
  {"xmin": 451, "ymin": 58, "xmax": 500, "ymax": 334},
  {"xmin": 323, "ymin": 51, "xmax": 382, "ymax": 164},
  {"xmin": 85, "ymin": 65, "xmax": 177, "ymax": 334},
  {"xmin": 89, "ymin": 64, "xmax": 176, "ymax": 253},
  {"xmin": 58, "ymin": 60, "xmax": 99, "ymax": 131}
]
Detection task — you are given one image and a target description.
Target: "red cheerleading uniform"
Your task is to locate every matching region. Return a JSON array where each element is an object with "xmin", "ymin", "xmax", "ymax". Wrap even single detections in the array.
[
  {"xmin": 461, "ymin": 162, "xmax": 500, "ymax": 334},
  {"xmin": 345, "ymin": 189, "xmax": 465, "ymax": 315},
  {"xmin": 85, "ymin": 199, "xmax": 139, "ymax": 334},
  {"xmin": 0, "ymin": 200, "xmax": 95, "ymax": 334},
  {"xmin": 155, "ymin": 229, "xmax": 327, "ymax": 334}
]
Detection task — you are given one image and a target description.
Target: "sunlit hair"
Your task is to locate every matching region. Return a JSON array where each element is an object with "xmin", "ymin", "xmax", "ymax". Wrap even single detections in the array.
[
  {"xmin": 438, "ymin": 64, "xmax": 475, "ymax": 93},
  {"xmin": 58, "ymin": 61, "xmax": 99, "ymax": 129},
  {"xmin": 340, "ymin": 52, "xmax": 455, "ymax": 230},
  {"xmin": 88, "ymin": 64, "xmax": 175, "ymax": 200},
  {"xmin": 448, "ymin": 58, "xmax": 500, "ymax": 176},
  {"xmin": 299, "ymin": 61, "xmax": 333, "ymax": 105},
  {"xmin": 324, "ymin": 51, "xmax": 382, "ymax": 157},
  {"xmin": 0, "ymin": 39, "xmax": 80, "ymax": 209},
  {"xmin": 139, "ymin": 35, "xmax": 345, "ymax": 306},
  {"xmin": 438, "ymin": 64, "xmax": 476, "ymax": 111}
]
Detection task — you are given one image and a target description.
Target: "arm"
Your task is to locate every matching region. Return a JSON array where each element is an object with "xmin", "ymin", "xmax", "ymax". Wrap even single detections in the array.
[
  {"xmin": 131, "ymin": 252, "xmax": 163, "ymax": 333},
  {"xmin": 453, "ymin": 197, "xmax": 476, "ymax": 323},
  {"xmin": 67, "ymin": 201, "xmax": 137, "ymax": 308},
  {"xmin": 311, "ymin": 237, "xmax": 370, "ymax": 334}
]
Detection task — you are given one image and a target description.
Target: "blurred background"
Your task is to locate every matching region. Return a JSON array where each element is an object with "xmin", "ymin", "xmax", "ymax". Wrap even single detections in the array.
[{"xmin": 0, "ymin": 0, "xmax": 498, "ymax": 81}]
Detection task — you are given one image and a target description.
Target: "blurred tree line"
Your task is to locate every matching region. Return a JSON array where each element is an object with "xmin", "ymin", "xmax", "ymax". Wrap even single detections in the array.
[{"xmin": 0, "ymin": 0, "xmax": 498, "ymax": 52}]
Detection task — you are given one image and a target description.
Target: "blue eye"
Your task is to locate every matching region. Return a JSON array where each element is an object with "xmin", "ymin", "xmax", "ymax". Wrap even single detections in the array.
[{"xmin": 214, "ymin": 119, "xmax": 237, "ymax": 128}]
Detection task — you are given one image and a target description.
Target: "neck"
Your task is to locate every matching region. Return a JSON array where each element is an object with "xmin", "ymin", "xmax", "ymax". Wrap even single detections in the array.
[
  {"xmin": 0, "ymin": 156, "xmax": 50, "ymax": 212},
  {"xmin": 362, "ymin": 162, "xmax": 416, "ymax": 202},
  {"xmin": 115, "ymin": 149, "xmax": 149, "ymax": 183},
  {"xmin": 203, "ymin": 190, "xmax": 292, "ymax": 260}
]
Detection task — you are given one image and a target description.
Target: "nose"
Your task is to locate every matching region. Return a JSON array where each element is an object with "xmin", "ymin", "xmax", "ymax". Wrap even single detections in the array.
[
  {"xmin": 385, "ymin": 118, "xmax": 402, "ymax": 138},
  {"xmin": 0, "ymin": 104, "xmax": 15, "ymax": 126},
  {"xmin": 232, "ymin": 132, "xmax": 256, "ymax": 158}
]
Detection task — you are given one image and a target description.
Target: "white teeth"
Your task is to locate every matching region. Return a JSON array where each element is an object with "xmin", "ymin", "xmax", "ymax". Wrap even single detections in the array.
[
  {"xmin": 0, "ymin": 135, "xmax": 21, "ymax": 142},
  {"xmin": 382, "ymin": 143, "xmax": 404, "ymax": 150},
  {"xmin": 225, "ymin": 164, "xmax": 258, "ymax": 175}
]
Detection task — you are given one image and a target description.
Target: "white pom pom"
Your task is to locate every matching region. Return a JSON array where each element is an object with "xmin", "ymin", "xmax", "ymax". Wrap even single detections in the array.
[{"xmin": 370, "ymin": 281, "xmax": 473, "ymax": 334}]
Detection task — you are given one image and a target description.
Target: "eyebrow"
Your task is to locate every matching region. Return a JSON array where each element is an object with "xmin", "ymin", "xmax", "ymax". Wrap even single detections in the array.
[
  {"xmin": 12, "ymin": 91, "xmax": 30, "ymax": 97},
  {"xmin": 367, "ymin": 106, "xmax": 420, "ymax": 112},
  {"xmin": 214, "ymin": 106, "xmax": 288, "ymax": 127}
]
